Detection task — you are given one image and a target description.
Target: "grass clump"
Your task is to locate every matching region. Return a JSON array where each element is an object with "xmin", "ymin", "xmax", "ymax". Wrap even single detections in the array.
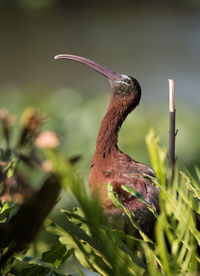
[{"xmin": 0, "ymin": 111, "xmax": 200, "ymax": 275}]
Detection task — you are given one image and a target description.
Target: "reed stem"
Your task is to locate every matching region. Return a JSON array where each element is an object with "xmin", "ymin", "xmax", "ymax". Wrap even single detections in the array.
[{"xmin": 168, "ymin": 79, "xmax": 176, "ymax": 183}]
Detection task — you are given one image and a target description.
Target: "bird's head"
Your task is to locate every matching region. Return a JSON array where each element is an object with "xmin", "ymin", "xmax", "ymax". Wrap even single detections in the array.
[{"xmin": 54, "ymin": 54, "xmax": 141, "ymax": 107}]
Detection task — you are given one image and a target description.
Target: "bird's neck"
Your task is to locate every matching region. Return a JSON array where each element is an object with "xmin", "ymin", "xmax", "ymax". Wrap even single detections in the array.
[{"xmin": 94, "ymin": 96, "xmax": 130, "ymax": 160}]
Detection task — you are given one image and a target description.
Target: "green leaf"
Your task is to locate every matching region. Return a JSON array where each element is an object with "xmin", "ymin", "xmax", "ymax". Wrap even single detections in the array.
[
  {"xmin": 42, "ymin": 242, "xmax": 72, "ymax": 268},
  {"xmin": 0, "ymin": 201, "xmax": 15, "ymax": 223},
  {"xmin": 45, "ymin": 219, "xmax": 112, "ymax": 275},
  {"xmin": 45, "ymin": 150, "xmax": 91, "ymax": 213},
  {"xmin": 15, "ymin": 254, "xmax": 55, "ymax": 269},
  {"xmin": 145, "ymin": 128, "xmax": 167, "ymax": 185},
  {"xmin": 180, "ymin": 171, "xmax": 200, "ymax": 200},
  {"xmin": 121, "ymin": 185, "xmax": 158, "ymax": 218},
  {"xmin": 155, "ymin": 212, "xmax": 172, "ymax": 276},
  {"xmin": 15, "ymin": 254, "xmax": 66, "ymax": 276},
  {"xmin": 106, "ymin": 182, "xmax": 153, "ymax": 244},
  {"xmin": 142, "ymin": 242, "xmax": 162, "ymax": 276},
  {"xmin": 6, "ymin": 157, "xmax": 19, "ymax": 178}
]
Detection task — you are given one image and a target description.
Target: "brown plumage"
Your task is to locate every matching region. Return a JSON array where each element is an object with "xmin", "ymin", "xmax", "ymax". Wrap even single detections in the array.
[{"xmin": 55, "ymin": 54, "xmax": 159, "ymax": 235}]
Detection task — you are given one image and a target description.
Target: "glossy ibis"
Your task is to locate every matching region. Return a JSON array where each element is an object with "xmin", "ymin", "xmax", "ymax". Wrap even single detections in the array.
[{"xmin": 55, "ymin": 54, "xmax": 159, "ymax": 235}]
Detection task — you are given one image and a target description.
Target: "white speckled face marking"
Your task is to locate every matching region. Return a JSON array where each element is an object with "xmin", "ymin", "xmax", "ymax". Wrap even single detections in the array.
[
  {"xmin": 114, "ymin": 74, "xmax": 131, "ymax": 86},
  {"xmin": 121, "ymin": 74, "xmax": 132, "ymax": 81},
  {"xmin": 111, "ymin": 75, "xmax": 141, "ymax": 97}
]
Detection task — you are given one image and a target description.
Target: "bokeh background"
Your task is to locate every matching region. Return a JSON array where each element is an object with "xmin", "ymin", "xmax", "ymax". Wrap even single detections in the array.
[
  {"xmin": 1, "ymin": 0, "xmax": 200, "ymax": 274},
  {"xmin": 1, "ymin": 0, "xmax": 200, "ymax": 182},
  {"xmin": 0, "ymin": 1, "xmax": 200, "ymax": 183}
]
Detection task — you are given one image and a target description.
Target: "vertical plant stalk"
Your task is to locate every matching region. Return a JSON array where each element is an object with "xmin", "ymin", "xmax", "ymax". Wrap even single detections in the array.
[{"xmin": 168, "ymin": 79, "xmax": 176, "ymax": 183}]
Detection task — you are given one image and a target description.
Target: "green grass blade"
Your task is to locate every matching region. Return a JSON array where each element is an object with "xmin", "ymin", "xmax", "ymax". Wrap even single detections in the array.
[
  {"xmin": 121, "ymin": 185, "xmax": 158, "ymax": 218},
  {"xmin": 145, "ymin": 129, "xmax": 167, "ymax": 186},
  {"xmin": 107, "ymin": 182, "xmax": 153, "ymax": 243}
]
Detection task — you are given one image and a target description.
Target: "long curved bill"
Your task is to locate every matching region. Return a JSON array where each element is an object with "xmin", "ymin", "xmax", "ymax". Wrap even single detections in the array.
[{"xmin": 54, "ymin": 54, "xmax": 122, "ymax": 82}]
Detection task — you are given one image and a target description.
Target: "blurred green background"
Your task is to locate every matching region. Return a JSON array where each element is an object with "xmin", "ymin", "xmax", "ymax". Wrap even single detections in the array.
[{"xmin": 1, "ymin": 0, "xmax": 200, "ymax": 177}]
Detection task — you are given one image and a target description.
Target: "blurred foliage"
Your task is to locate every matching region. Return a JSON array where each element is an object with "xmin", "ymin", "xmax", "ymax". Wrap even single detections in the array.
[
  {"xmin": 1, "ymin": 124, "xmax": 200, "ymax": 275},
  {"xmin": 0, "ymin": 87, "xmax": 200, "ymax": 274},
  {"xmin": 0, "ymin": 87, "xmax": 199, "ymax": 178}
]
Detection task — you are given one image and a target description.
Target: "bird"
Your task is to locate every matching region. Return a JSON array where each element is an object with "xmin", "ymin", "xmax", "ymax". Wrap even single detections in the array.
[{"xmin": 54, "ymin": 54, "xmax": 159, "ymax": 235}]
